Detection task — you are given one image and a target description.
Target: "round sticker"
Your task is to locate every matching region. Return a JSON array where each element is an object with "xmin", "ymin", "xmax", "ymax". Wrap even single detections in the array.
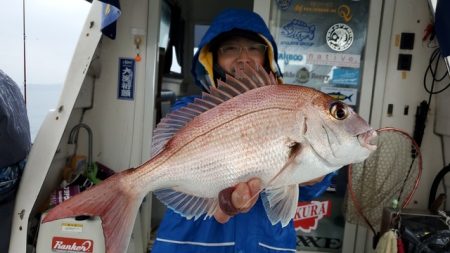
[
  {"xmin": 326, "ymin": 23, "xmax": 354, "ymax": 52},
  {"xmin": 296, "ymin": 67, "xmax": 310, "ymax": 83}
]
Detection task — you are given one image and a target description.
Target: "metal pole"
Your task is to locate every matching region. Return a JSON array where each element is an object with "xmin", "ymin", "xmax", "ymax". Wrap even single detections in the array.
[{"xmin": 22, "ymin": 0, "xmax": 27, "ymax": 104}]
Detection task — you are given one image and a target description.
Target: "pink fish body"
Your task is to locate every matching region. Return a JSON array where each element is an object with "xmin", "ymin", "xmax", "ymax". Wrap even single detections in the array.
[{"xmin": 43, "ymin": 65, "xmax": 377, "ymax": 253}]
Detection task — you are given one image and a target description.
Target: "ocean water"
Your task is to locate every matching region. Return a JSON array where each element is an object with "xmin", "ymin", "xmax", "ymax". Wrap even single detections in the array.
[{"xmin": 26, "ymin": 84, "xmax": 63, "ymax": 140}]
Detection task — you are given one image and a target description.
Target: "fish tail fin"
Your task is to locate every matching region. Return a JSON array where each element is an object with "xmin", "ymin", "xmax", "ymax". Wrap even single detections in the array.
[
  {"xmin": 42, "ymin": 170, "xmax": 144, "ymax": 253},
  {"xmin": 348, "ymin": 94, "xmax": 353, "ymax": 102}
]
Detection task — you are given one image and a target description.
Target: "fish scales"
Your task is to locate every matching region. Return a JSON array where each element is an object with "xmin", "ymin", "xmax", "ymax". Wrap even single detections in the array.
[
  {"xmin": 134, "ymin": 85, "xmax": 313, "ymax": 194},
  {"xmin": 154, "ymin": 110, "xmax": 295, "ymax": 197}
]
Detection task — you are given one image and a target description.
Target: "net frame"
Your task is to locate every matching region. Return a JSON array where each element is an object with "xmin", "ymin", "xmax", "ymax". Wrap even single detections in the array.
[{"xmin": 346, "ymin": 127, "xmax": 422, "ymax": 234}]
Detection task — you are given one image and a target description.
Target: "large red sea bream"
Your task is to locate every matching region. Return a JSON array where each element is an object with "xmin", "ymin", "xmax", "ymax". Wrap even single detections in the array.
[{"xmin": 43, "ymin": 64, "xmax": 377, "ymax": 253}]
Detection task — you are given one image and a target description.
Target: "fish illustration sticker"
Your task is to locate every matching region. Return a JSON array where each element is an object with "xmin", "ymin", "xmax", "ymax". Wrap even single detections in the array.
[
  {"xmin": 326, "ymin": 23, "xmax": 354, "ymax": 52},
  {"xmin": 321, "ymin": 86, "xmax": 357, "ymax": 105},
  {"xmin": 281, "ymin": 19, "xmax": 315, "ymax": 47}
]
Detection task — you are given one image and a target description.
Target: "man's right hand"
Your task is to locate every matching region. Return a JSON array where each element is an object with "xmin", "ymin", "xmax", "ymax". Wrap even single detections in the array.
[{"xmin": 214, "ymin": 178, "xmax": 261, "ymax": 223}]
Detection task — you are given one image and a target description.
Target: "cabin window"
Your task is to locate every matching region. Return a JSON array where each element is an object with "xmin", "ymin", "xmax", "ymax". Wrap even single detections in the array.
[
  {"xmin": 159, "ymin": 1, "xmax": 171, "ymax": 51},
  {"xmin": 159, "ymin": 0, "xmax": 185, "ymax": 78},
  {"xmin": 170, "ymin": 47, "xmax": 182, "ymax": 74},
  {"xmin": 193, "ymin": 24, "xmax": 209, "ymax": 56}
]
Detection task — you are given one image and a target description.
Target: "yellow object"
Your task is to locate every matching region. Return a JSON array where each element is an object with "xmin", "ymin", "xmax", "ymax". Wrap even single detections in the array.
[
  {"xmin": 395, "ymin": 34, "xmax": 400, "ymax": 47},
  {"xmin": 62, "ymin": 155, "xmax": 87, "ymax": 183},
  {"xmin": 375, "ymin": 230, "xmax": 398, "ymax": 253}
]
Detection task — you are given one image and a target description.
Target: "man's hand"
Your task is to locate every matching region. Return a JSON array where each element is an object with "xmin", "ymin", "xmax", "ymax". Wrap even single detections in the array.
[
  {"xmin": 214, "ymin": 175, "xmax": 325, "ymax": 223},
  {"xmin": 214, "ymin": 178, "xmax": 261, "ymax": 223}
]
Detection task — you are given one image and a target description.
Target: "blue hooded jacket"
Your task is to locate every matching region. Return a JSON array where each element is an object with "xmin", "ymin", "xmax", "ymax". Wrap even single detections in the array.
[
  {"xmin": 191, "ymin": 9, "xmax": 281, "ymax": 91},
  {"xmin": 151, "ymin": 9, "xmax": 334, "ymax": 253}
]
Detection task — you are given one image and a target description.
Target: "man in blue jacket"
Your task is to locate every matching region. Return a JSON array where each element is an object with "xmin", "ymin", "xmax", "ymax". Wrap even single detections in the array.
[
  {"xmin": 151, "ymin": 9, "xmax": 334, "ymax": 253},
  {"xmin": 0, "ymin": 70, "xmax": 31, "ymax": 252}
]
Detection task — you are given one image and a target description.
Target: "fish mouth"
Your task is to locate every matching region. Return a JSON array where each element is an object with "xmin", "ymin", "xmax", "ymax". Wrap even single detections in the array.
[{"xmin": 357, "ymin": 130, "xmax": 378, "ymax": 151}]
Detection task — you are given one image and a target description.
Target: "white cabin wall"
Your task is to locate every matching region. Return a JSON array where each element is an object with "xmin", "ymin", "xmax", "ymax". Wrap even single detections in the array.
[
  {"xmin": 81, "ymin": 0, "xmax": 151, "ymax": 172},
  {"xmin": 363, "ymin": 0, "xmax": 444, "ymax": 252},
  {"xmin": 74, "ymin": 0, "xmax": 154, "ymax": 252},
  {"xmin": 33, "ymin": 106, "xmax": 86, "ymax": 212},
  {"xmin": 373, "ymin": 0, "xmax": 441, "ymax": 209}
]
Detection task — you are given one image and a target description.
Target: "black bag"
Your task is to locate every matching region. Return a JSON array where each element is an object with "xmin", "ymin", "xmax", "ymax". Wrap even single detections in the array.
[{"xmin": 400, "ymin": 215, "xmax": 450, "ymax": 253}]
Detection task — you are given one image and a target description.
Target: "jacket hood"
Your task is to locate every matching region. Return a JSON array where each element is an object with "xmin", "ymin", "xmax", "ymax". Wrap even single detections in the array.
[{"xmin": 191, "ymin": 9, "xmax": 281, "ymax": 91}]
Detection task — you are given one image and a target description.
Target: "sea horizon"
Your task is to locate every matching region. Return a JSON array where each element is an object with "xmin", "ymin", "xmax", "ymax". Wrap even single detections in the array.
[{"xmin": 24, "ymin": 83, "xmax": 63, "ymax": 140}]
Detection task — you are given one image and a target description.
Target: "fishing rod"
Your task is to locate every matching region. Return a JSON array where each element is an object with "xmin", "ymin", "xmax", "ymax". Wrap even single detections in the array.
[{"xmin": 22, "ymin": 0, "xmax": 27, "ymax": 104}]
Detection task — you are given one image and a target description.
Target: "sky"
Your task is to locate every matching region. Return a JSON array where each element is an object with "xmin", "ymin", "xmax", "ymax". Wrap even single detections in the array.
[{"xmin": 0, "ymin": 0, "xmax": 91, "ymax": 86}]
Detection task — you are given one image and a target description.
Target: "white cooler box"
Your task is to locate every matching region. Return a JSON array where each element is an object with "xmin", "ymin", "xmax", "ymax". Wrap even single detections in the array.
[{"xmin": 36, "ymin": 213, "xmax": 105, "ymax": 253}]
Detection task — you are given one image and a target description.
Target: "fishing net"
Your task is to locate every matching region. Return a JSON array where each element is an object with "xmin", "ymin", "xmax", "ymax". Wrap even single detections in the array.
[{"xmin": 345, "ymin": 127, "xmax": 422, "ymax": 234}]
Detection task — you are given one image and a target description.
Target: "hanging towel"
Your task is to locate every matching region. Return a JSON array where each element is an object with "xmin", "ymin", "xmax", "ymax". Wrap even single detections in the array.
[{"xmin": 375, "ymin": 230, "xmax": 398, "ymax": 253}]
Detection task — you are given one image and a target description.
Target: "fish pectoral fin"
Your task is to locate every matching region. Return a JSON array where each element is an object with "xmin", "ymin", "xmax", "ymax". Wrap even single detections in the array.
[
  {"xmin": 266, "ymin": 141, "xmax": 302, "ymax": 186},
  {"xmin": 240, "ymin": 141, "xmax": 302, "ymax": 209},
  {"xmin": 154, "ymin": 189, "xmax": 218, "ymax": 219},
  {"xmin": 261, "ymin": 184, "xmax": 299, "ymax": 227}
]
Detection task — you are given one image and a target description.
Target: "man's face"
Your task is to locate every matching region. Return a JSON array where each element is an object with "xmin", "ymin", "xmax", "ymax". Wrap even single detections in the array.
[{"xmin": 216, "ymin": 37, "xmax": 267, "ymax": 77}]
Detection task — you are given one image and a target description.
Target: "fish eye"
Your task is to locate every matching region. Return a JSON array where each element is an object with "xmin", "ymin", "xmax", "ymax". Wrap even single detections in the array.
[{"xmin": 329, "ymin": 102, "xmax": 348, "ymax": 120}]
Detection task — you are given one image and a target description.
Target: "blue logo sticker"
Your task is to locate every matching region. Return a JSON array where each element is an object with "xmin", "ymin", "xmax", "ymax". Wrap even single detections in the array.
[
  {"xmin": 278, "ymin": 52, "xmax": 304, "ymax": 65},
  {"xmin": 331, "ymin": 68, "xmax": 360, "ymax": 86},
  {"xmin": 118, "ymin": 58, "xmax": 135, "ymax": 100},
  {"xmin": 276, "ymin": 0, "xmax": 292, "ymax": 11},
  {"xmin": 281, "ymin": 19, "xmax": 315, "ymax": 47}
]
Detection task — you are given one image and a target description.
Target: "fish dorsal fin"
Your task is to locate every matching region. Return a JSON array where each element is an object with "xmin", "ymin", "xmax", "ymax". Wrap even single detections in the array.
[
  {"xmin": 150, "ymin": 63, "xmax": 276, "ymax": 158},
  {"xmin": 154, "ymin": 189, "xmax": 218, "ymax": 219},
  {"xmin": 261, "ymin": 185, "xmax": 299, "ymax": 227}
]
